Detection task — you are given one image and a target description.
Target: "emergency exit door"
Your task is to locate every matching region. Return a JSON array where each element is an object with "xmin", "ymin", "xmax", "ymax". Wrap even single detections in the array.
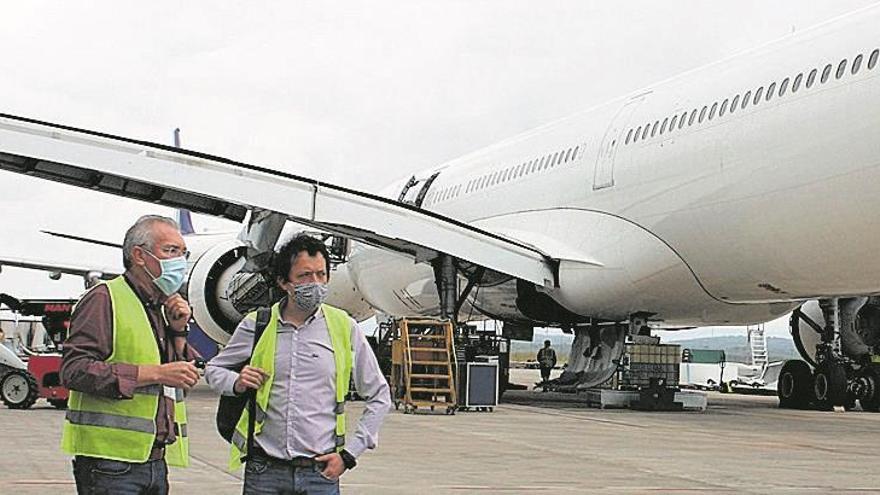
[{"xmin": 593, "ymin": 95, "xmax": 646, "ymax": 190}]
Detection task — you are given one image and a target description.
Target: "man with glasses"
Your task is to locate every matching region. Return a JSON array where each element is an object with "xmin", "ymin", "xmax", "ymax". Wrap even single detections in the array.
[{"xmin": 61, "ymin": 215, "xmax": 200, "ymax": 494}]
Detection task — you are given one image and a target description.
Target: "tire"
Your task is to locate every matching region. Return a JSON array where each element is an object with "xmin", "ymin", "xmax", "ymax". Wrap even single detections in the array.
[
  {"xmin": 0, "ymin": 369, "xmax": 39, "ymax": 409},
  {"xmin": 857, "ymin": 366, "xmax": 880, "ymax": 412},
  {"xmin": 49, "ymin": 398, "xmax": 68, "ymax": 409},
  {"xmin": 813, "ymin": 362, "xmax": 847, "ymax": 409},
  {"xmin": 778, "ymin": 360, "xmax": 813, "ymax": 409}
]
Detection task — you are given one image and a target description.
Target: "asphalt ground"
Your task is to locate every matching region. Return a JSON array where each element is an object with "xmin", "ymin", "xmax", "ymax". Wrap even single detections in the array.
[{"xmin": 2, "ymin": 368, "xmax": 879, "ymax": 494}]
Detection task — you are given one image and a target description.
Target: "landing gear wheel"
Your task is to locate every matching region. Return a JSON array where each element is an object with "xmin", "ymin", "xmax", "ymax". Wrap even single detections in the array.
[
  {"xmin": 813, "ymin": 362, "xmax": 847, "ymax": 410},
  {"xmin": 49, "ymin": 398, "xmax": 68, "ymax": 409},
  {"xmin": 0, "ymin": 369, "xmax": 39, "ymax": 409},
  {"xmin": 855, "ymin": 366, "xmax": 880, "ymax": 412},
  {"xmin": 778, "ymin": 360, "xmax": 813, "ymax": 409}
]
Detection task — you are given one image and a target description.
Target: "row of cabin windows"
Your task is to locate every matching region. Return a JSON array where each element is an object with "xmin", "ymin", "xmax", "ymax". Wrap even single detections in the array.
[
  {"xmin": 425, "ymin": 144, "xmax": 581, "ymax": 205},
  {"xmin": 624, "ymin": 48, "xmax": 880, "ymax": 146}
]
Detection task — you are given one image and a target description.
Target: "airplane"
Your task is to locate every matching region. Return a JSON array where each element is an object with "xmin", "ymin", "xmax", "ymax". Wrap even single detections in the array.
[{"xmin": 0, "ymin": 4, "xmax": 879, "ymax": 413}]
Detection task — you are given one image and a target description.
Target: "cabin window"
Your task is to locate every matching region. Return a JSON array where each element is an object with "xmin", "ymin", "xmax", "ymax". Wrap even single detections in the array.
[
  {"xmin": 778, "ymin": 77, "xmax": 789, "ymax": 97},
  {"xmin": 852, "ymin": 54, "xmax": 863, "ymax": 74},
  {"xmin": 552, "ymin": 152, "xmax": 560, "ymax": 167},
  {"xmin": 765, "ymin": 82, "xmax": 776, "ymax": 101},
  {"xmin": 660, "ymin": 117, "xmax": 668, "ymax": 134},
  {"xmin": 688, "ymin": 109, "xmax": 697, "ymax": 126},
  {"xmin": 679, "ymin": 111, "xmax": 687, "ymax": 129},
  {"xmin": 572, "ymin": 146, "xmax": 579, "ymax": 159},
  {"xmin": 634, "ymin": 126, "xmax": 642, "ymax": 142},
  {"xmin": 698, "ymin": 105, "xmax": 707, "ymax": 123},
  {"xmin": 625, "ymin": 129, "xmax": 633, "ymax": 144},
  {"xmin": 651, "ymin": 120, "xmax": 659, "ymax": 137},
  {"xmin": 641, "ymin": 124, "xmax": 650, "ymax": 140},
  {"xmin": 670, "ymin": 114, "xmax": 678, "ymax": 131},
  {"xmin": 869, "ymin": 49, "xmax": 879, "ymax": 70},
  {"xmin": 792, "ymin": 73, "xmax": 803, "ymax": 92},
  {"xmin": 741, "ymin": 90, "xmax": 751, "ymax": 109},
  {"xmin": 730, "ymin": 95, "xmax": 740, "ymax": 113},
  {"xmin": 565, "ymin": 148, "xmax": 573, "ymax": 162},
  {"xmin": 836, "ymin": 59, "xmax": 847, "ymax": 79},
  {"xmin": 753, "ymin": 87, "xmax": 764, "ymax": 105},
  {"xmin": 719, "ymin": 99, "xmax": 729, "ymax": 117},
  {"xmin": 820, "ymin": 63, "xmax": 832, "ymax": 83},
  {"xmin": 708, "ymin": 102, "xmax": 718, "ymax": 120},
  {"xmin": 806, "ymin": 68, "xmax": 818, "ymax": 88}
]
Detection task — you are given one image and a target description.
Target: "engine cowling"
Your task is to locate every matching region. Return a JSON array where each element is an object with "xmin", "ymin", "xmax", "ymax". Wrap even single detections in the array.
[
  {"xmin": 187, "ymin": 239, "xmax": 252, "ymax": 345},
  {"xmin": 186, "ymin": 238, "xmax": 375, "ymax": 345}
]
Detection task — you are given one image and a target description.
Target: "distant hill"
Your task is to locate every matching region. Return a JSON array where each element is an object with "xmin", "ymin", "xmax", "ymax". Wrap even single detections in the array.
[{"xmin": 510, "ymin": 333, "xmax": 800, "ymax": 364}]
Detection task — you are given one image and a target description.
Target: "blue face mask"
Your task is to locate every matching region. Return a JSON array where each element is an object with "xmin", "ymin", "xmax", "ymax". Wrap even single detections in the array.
[{"xmin": 143, "ymin": 251, "xmax": 188, "ymax": 296}]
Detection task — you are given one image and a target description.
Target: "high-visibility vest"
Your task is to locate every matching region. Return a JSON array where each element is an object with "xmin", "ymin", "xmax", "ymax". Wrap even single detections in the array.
[
  {"xmin": 61, "ymin": 276, "xmax": 189, "ymax": 467},
  {"xmin": 228, "ymin": 303, "xmax": 353, "ymax": 471}
]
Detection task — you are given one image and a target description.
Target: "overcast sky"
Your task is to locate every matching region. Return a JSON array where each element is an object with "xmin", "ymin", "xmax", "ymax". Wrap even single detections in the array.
[{"xmin": 1, "ymin": 1, "xmax": 876, "ymax": 338}]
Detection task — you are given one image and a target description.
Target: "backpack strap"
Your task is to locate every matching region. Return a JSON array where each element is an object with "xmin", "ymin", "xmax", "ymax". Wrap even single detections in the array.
[{"xmin": 245, "ymin": 307, "xmax": 271, "ymax": 461}]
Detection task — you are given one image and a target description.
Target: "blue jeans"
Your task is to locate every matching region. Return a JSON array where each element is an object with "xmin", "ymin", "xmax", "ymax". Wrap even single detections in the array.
[
  {"xmin": 244, "ymin": 452, "xmax": 340, "ymax": 495},
  {"xmin": 72, "ymin": 456, "xmax": 168, "ymax": 495}
]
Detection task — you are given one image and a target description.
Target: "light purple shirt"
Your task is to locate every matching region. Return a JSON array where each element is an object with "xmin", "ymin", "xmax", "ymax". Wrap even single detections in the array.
[{"xmin": 206, "ymin": 306, "xmax": 391, "ymax": 459}]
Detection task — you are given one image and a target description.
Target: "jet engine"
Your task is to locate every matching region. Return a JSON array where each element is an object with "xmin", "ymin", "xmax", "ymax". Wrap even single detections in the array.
[{"xmin": 185, "ymin": 238, "xmax": 375, "ymax": 345}]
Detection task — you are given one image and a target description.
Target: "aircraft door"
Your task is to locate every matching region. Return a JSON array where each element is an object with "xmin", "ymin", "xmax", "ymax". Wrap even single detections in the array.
[
  {"xmin": 398, "ymin": 171, "xmax": 440, "ymax": 207},
  {"xmin": 593, "ymin": 95, "xmax": 646, "ymax": 190}
]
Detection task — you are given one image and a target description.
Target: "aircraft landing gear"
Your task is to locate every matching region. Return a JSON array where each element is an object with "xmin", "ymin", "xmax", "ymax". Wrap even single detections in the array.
[
  {"xmin": 777, "ymin": 360, "xmax": 813, "ymax": 409},
  {"xmin": 784, "ymin": 297, "xmax": 880, "ymax": 412},
  {"xmin": 812, "ymin": 361, "xmax": 848, "ymax": 410},
  {"xmin": 851, "ymin": 365, "xmax": 880, "ymax": 412}
]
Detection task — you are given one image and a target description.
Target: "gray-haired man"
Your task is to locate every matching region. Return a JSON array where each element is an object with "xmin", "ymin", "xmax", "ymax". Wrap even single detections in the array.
[{"xmin": 61, "ymin": 215, "xmax": 199, "ymax": 494}]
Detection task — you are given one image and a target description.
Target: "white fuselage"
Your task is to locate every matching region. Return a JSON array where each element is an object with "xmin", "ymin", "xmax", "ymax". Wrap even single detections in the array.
[{"xmin": 343, "ymin": 6, "xmax": 880, "ymax": 327}]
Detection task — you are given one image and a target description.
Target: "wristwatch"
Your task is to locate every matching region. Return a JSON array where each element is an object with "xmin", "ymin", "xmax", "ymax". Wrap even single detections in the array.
[
  {"xmin": 340, "ymin": 449, "xmax": 357, "ymax": 470},
  {"xmin": 166, "ymin": 324, "xmax": 190, "ymax": 338}
]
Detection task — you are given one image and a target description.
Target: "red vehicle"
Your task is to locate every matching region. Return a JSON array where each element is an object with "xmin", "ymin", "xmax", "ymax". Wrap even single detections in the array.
[{"xmin": 0, "ymin": 295, "xmax": 74, "ymax": 409}]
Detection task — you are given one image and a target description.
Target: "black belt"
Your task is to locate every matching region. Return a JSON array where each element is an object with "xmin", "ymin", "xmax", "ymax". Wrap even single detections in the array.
[{"xmin": 250, "ymin": 445, "xmax": 324, "ymax": 469}]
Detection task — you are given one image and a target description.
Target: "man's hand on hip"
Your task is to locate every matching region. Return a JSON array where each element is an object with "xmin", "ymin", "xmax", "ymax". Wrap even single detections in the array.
[{"xmin": 316, "ymin": 452, "xmax": 345, "ymax": 480}]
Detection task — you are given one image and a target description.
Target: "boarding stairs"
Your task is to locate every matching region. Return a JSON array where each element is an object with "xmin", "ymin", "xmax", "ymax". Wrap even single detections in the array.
[
  {"xmin": 392, "ymin": 319, "xmax": 457, "ymax": 414},
  {"xmin": 747, "ymin": 325, "xmax": 769, "ymax": 371}
]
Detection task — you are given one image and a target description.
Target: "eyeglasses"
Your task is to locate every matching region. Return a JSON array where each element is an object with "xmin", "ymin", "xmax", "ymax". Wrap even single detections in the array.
[{"xmin": 140, "ymin": 244, "xmax": 191, "ymax": 259}]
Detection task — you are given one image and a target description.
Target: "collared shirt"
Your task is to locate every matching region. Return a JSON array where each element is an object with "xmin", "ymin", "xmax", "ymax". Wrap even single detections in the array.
[
  {"xmin": 205, "ymin": 305, "xmax": 391, "ymax": 459},
  {"xmin": 60, "ymin": 273, "xmax": 198, "ymax": 445}
]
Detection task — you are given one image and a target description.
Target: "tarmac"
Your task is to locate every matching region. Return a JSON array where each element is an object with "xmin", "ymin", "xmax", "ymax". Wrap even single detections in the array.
[{"xmin": 2, "ymin": 368, "xmax": 880, "ymax": 494}]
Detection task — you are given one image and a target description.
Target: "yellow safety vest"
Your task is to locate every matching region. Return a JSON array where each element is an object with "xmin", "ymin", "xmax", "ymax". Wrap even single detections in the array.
[
  {"xmin": 229, "ymin": 303, "xmax": 353, "ymax": 471},
  {"xmin": 61, "ymin": 276, "xmax": 189, "ymax": 467}
]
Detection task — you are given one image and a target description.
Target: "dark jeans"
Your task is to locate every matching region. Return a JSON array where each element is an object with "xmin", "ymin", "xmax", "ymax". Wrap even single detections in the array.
[
  {"xmin": 72, "ymin": 456, "xmax": 168, "ymax": 495},
  {"xmin": 244, "ymin": 451, "xmax": 340, "ymax": 495},
  {"xmin": 540, "ymin": 366, "xmax": 552, "ymax": 383}
]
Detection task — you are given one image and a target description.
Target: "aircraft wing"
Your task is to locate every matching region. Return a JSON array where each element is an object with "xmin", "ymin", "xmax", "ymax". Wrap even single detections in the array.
[
  {"xmin": 0, "ymin": 114, "xmax": 557, "ymax": 286},
  {"xmin": 0, "ymin": 255, "xmax": 121, "ymax": 280}
]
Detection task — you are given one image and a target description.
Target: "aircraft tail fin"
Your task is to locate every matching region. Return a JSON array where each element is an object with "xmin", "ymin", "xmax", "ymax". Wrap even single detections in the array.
[{"xmin": 176, "ymin": 209, "xmax": 195, "ymax": 235}]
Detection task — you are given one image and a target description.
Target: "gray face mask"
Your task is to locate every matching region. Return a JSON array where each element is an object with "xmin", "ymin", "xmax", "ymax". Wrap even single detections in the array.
[{"xmin": 289, "ymin": 282, "xmax": 329, "ymax": 313}]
